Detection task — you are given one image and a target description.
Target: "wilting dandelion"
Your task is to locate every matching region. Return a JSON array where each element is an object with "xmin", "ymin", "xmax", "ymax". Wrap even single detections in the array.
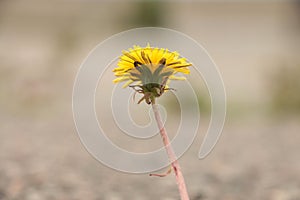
[{"xmin": 113, "ymin": 44, "xmax": 192, "ymax": 200}]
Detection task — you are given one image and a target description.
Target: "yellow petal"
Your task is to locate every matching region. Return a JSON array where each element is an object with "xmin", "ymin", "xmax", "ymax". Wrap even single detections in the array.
[
  {"xmin": 174, "ymin": 67, "xmax": 190, "ymax": 74},
  {"xmin": 122, "ymin": 80, "xmax": 134, "ymax": 88},
  {"xmin": 113, "ymin": 76, "xmax": 130, "ymax": 83},
  {"xmin": 169, "ymin": 75, "xmax": 186, "ymax": 80}
]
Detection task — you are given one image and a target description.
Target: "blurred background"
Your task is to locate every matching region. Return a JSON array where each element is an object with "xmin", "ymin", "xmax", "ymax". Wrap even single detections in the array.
[{"xmin": 1, "ymin": 0, "xmax": 300, "ymax": 199}]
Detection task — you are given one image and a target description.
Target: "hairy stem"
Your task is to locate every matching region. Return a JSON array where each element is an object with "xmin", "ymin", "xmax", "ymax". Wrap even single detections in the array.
[{"xmin": 151, "ymin": 102, "xmax": 190, "ymax": 200}]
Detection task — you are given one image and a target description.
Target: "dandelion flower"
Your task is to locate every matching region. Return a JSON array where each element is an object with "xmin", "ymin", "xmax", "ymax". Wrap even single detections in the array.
[
  {"xmin": 113, "ymin": 44, "xmax": 192, "ymax": 104},
  {"xmin": 112, "ymin": 44, "xmax": 191, "ymax": 199}
]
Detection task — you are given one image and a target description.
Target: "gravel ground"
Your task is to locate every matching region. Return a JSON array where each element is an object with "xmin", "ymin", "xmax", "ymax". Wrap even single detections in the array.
[{"xmin": 1, "ymin": 111, "xmax": 299, "ymax": 200}]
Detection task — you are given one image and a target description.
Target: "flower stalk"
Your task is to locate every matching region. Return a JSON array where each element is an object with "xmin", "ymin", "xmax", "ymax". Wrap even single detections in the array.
[{"xmin": 151, "ymin": 101, "xmax": 190, "ymax": 200}]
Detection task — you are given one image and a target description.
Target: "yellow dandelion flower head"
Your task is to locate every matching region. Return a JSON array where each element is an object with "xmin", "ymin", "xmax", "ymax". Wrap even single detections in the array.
[
  {"xmin": 113, "ymin": 44, "xmax": 192, "ymax": 88},
  {"xmin": 112, "ymin": 44, "xmax": 192, "ymax": 104}
]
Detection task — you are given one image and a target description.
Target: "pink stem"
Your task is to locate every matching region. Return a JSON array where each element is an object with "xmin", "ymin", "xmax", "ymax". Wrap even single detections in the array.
[{"xmin": 151, "ymin": 103, "xmax": 190, "ymax": 200}]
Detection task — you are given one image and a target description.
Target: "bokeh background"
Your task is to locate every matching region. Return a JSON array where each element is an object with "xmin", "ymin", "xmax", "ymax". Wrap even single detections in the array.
[{"xmin": 1, "ymin": 0, "xmax": 300, "ymax": 200}]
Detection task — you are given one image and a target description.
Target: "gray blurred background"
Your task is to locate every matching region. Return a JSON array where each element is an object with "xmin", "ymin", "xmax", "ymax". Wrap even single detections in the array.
[{"xmin": 0, "ymin": 0, "xmax": 300, "ymax": 200}]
